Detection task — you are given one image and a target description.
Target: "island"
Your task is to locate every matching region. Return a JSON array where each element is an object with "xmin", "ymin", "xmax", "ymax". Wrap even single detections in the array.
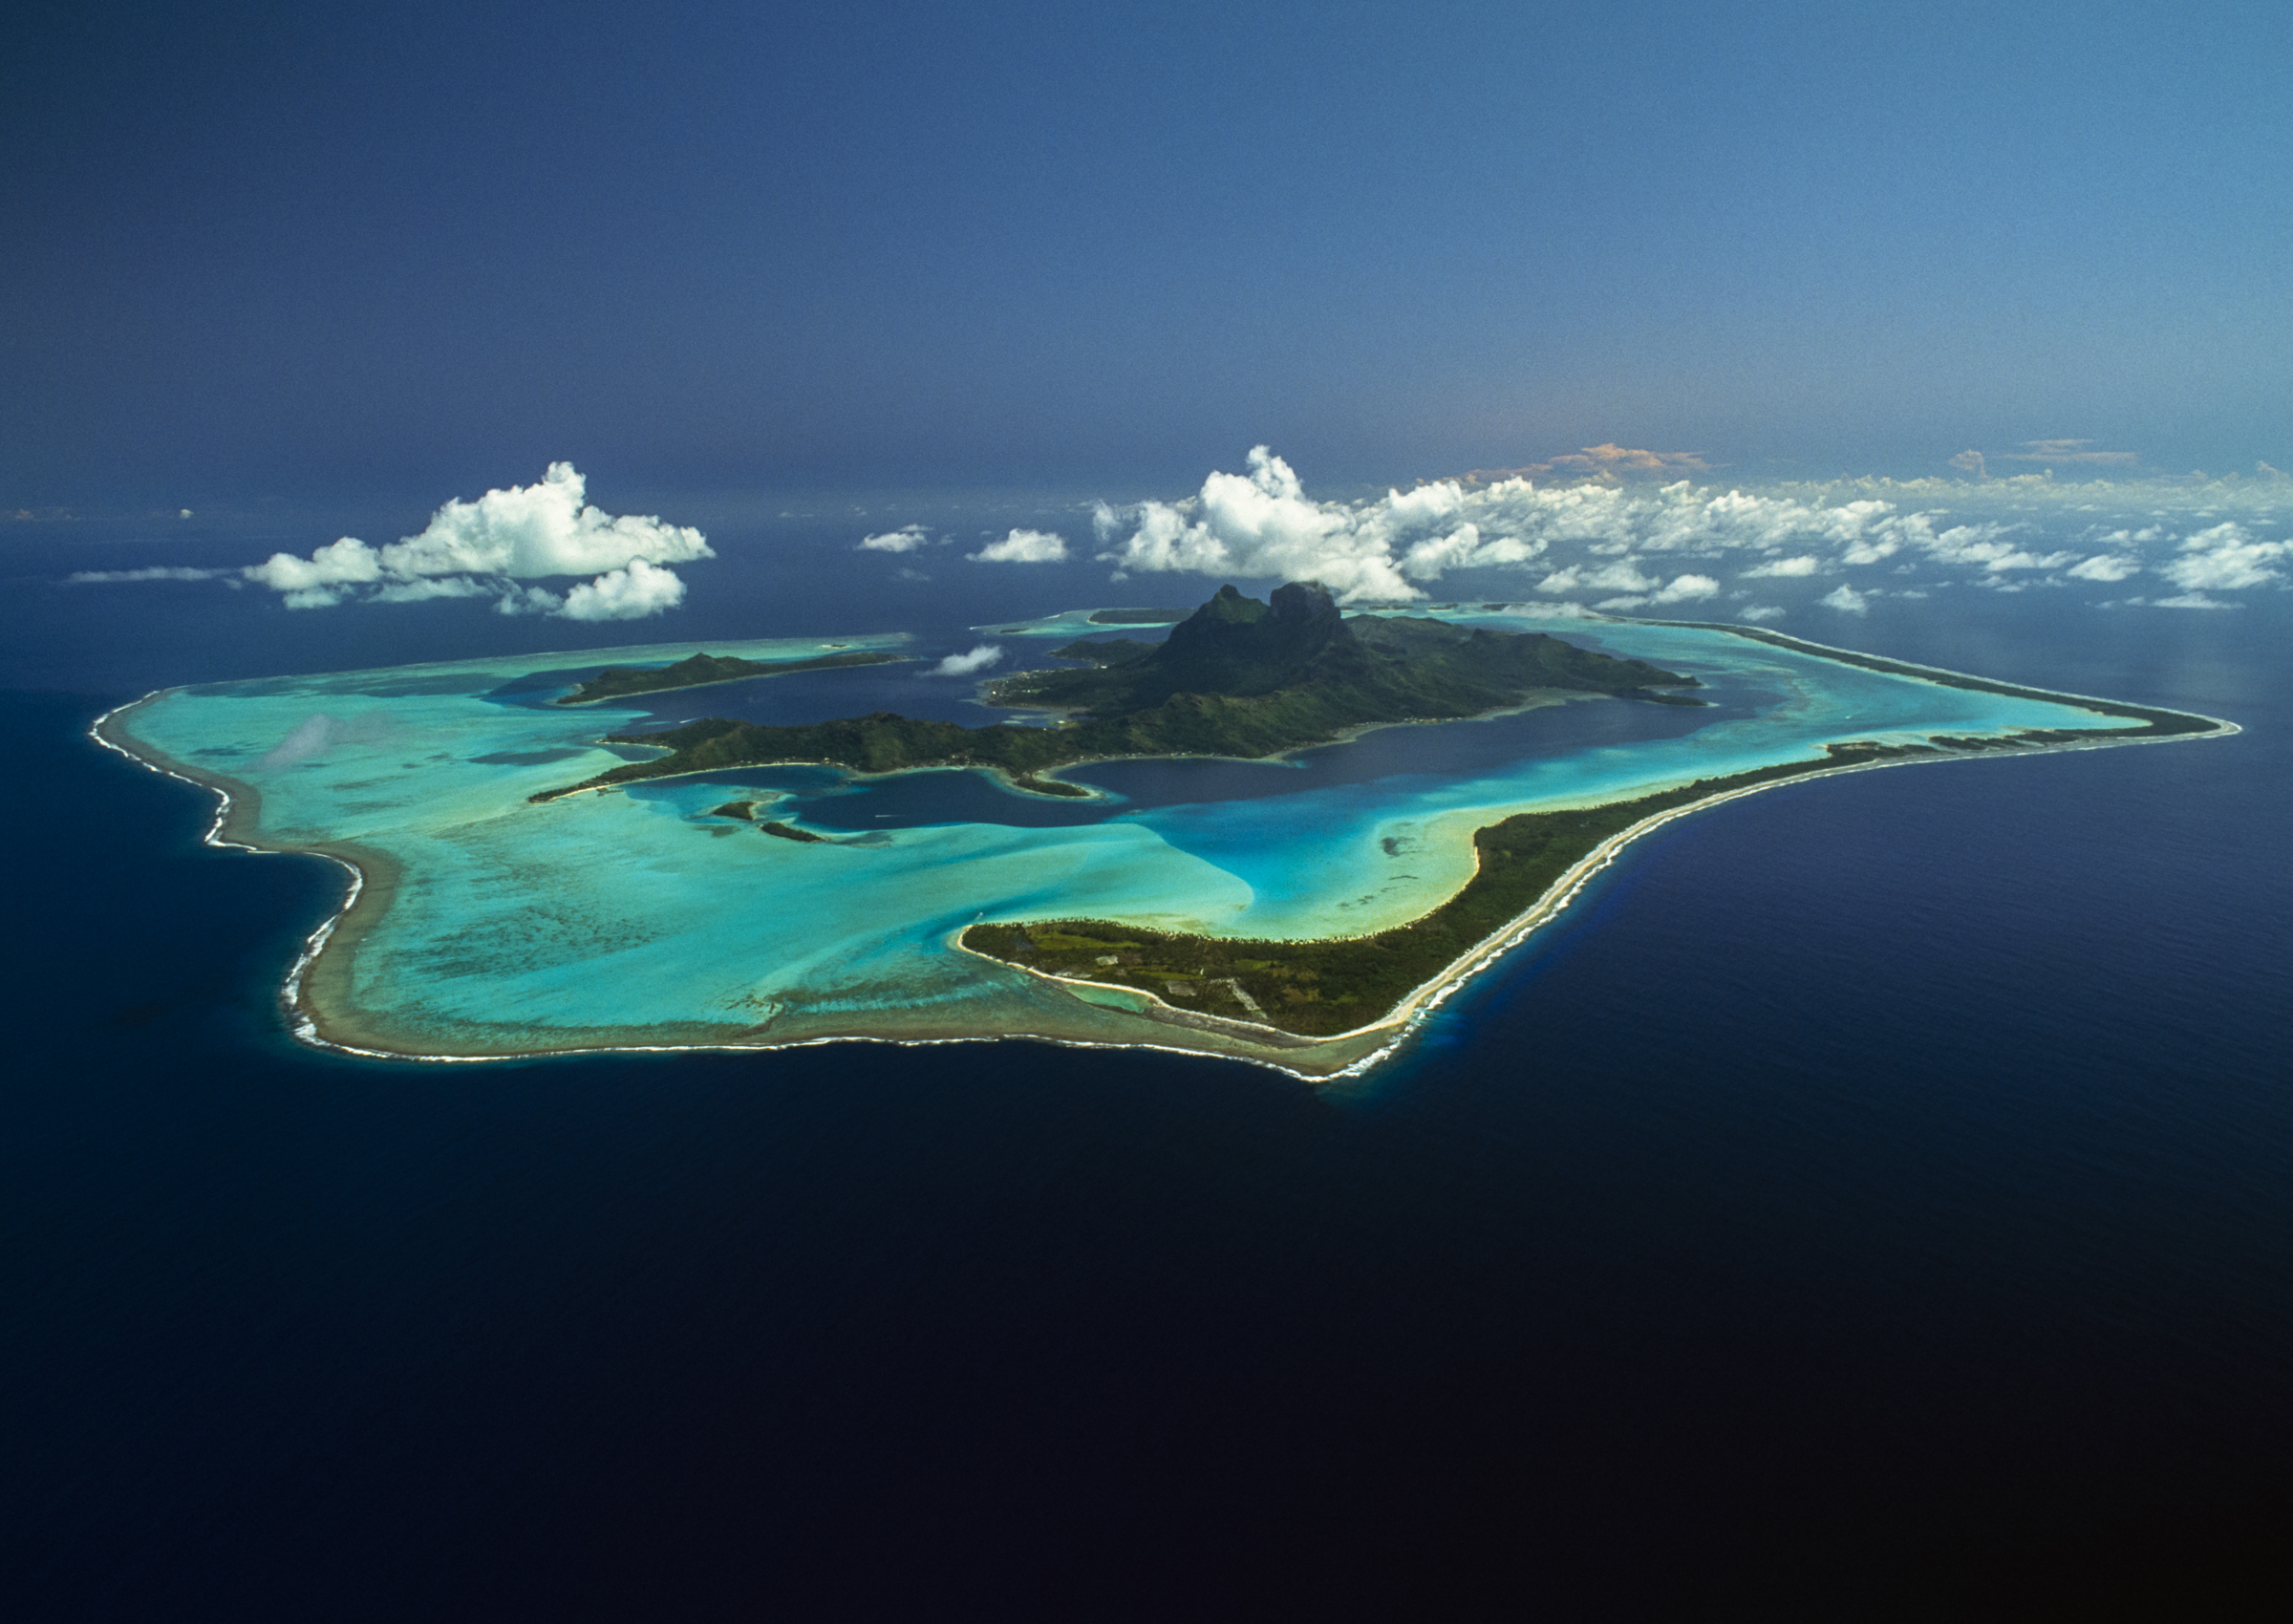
[
  {"xmin": 530, "ymin": 583, "xmax": 1704, "ymax": 801},
  {"xmin": 556, "ymin": 648, "xmax": 905, "ymax": 705},
  {"xmin": 92, "ymin": 601, "xmax": 2236, "ymax": 1078}
]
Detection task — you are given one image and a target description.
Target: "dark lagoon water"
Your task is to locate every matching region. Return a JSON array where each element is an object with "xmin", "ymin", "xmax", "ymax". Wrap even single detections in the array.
[{"xmin": 3, "ymin": 508, "xmax": 2289, "ymax": 1618}]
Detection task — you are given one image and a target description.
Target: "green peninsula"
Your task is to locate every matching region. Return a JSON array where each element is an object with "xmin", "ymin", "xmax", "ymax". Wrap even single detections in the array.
[
  {"xmin": 557, "ymin": 648, "xmax": 905, "ymax": 705},
  {"xmin": 957, "ymin": 635, "xmax": 2225, "ymax": 1038},
  {"xmin": 533, "ymin": 583, "xmax": 1702, "ymax": 801},
  {"xmin": 956, "ymin": 737, "xmax": 2073, "ymax": 1036}
]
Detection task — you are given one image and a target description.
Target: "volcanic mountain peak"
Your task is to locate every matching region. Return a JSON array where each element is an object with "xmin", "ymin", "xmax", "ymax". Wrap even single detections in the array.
[{"xmin": 1152, "ymin": 580, "xmax": 1350, "ymax": 695}]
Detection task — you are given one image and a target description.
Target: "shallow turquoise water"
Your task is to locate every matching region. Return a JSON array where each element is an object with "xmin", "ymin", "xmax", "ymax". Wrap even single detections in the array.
[{"xmin": 116, "ymin": 615, "xmax": 2121, "ymax": 1052}]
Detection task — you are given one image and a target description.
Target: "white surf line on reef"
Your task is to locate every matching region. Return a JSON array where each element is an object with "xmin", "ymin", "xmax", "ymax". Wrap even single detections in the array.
[
  {"xmin": 1309, "ymin": 710, "xmax": 2245, "ymax": 1080},
  {"xmin": 91, "ymin": 692, "xmax": 252, "ymax": 852},
  {"xmin": 1642, "ymin": 616, "xmax": 2236, "ymax": 722},
  {"xmin": 95, "ymin": 694, "xmax": 1317, "ymax": 1075},
  {"xmin": 90, "ymin": 669, "xmax": 2245, "ymax": 1084},
  {"xmin": 93, "ymin": 691, "xmax": 373, "ymax": 1047}
]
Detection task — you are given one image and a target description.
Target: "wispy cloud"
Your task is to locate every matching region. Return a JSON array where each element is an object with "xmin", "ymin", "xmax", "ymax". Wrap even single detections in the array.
[
  {"xmin": 1460, "ymin": 445, "xmax": 1714, "ymax": 485},
  {"xmin": 1996, "ymin": 438, "xmax": 2139, "ymax": 466},
  {"xmin": 969, "ymin": 528, "xmax": 1069, "ymax": 564},
  {"xmin": 925, "ymin": 644, "xmax": 1004, "ymax": 676},
  {"xmin": 67, "ymin": 566, "xmax": 233, "ymax": 584},
  {"xmin": 1538, "ymin": 562, "xmax": 1657, "ymax": 595},
  {"xmin": 255, "ymin": 712, "xmax": 398, "ymax": 771}
]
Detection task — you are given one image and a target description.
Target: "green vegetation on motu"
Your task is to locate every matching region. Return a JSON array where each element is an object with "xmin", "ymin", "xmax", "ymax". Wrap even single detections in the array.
[
  {"xmin": 959, "ymin": 741, "xmax": 1913, "ymax": 1036},
  {"xmin": 760, "ymin": 821, "xmax": 827, "ymax": 844},
  {"xmin": 556, "ymin": 649, "xmax": 903, "ymax": 705},
  {"xmin": 1087, "ymin": 607, "xmax": 1190, "ymax": 625},
  {"xmin": 959, "ymin": 710, "xmax": 2214, "ymax": 1038},
  {"xmin": 702, "ymin": 798, "xmax": 830, "ymax": 841},
  {"xmin": 531, "ymin": 582, "xmax": 1702, "ymax": 801}
]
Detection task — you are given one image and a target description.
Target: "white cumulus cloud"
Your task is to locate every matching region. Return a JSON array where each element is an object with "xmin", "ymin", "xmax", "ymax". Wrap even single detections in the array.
[
  {"xmin": 245, "ymin": 536, "xmax": 384, "ymax": 594},
  {"xmin": 554, "ymin": 558, "xmax": 689, "ymax": 621},
  {"xmin": 926, "ymin": 644, "xmax": 1005, "ymax": 676},
  {"xmin": 375, "ymin": 462, "xmax": 709, "ymax": 579},
  {"xmin": 2157, "ymin": 523, "xmax": 2287, "ymax": 592},
  {"xmin": 1819, "ymin": 585, "xmax": 1871, "ymax": 614},
  {"xmin": 859, "ymin": 524, "xmax": 932, "ymax": 553},
  {"xmin": 1094, "ymin": 446, "xmax": 1419, "ymax": 602},
  {"xmin": 234, "ymin": 464, "xmax": 707, "ymax": 618},
  {"xmin": 2066, "ymin": 554, "xmax": 2141, "ymax": 583},
  {"xmin": 1651, "ymin": 573, "xmax": 1721, "ymax": 604},
  {"xmin": 1084, "ymin": 447, "xmax": 2264, "ymax": 609},
  {"xmin": 969, "ymin": 528, "xmax": 1069, "ymax": 564},
  {"xmin": 1743, "ymin": 554, "xmax": 1825, "ymax": 578}
]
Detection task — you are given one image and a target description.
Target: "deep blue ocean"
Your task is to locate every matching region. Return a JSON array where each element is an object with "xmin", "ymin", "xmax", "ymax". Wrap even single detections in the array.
[{"xmin": 4, "ymin": 501, "xmax": 2289, "ymax": 1619}]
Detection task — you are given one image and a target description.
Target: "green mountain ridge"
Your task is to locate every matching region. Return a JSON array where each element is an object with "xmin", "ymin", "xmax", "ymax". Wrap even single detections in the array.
[{"xmin": 555, "ymin": 648, "xmax": 904, "ymax": 705}]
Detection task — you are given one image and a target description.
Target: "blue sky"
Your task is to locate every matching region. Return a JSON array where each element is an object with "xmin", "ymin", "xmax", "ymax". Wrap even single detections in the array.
[{"xmin": 4, "ymin": 0, "xmax": 2287, "ymax": 505}]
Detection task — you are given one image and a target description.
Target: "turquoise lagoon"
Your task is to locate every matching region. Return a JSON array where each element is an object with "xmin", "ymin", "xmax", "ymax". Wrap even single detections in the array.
[{"xmin": 104, "ymin": 613, "xmax": 2150, "ymax": 1075}]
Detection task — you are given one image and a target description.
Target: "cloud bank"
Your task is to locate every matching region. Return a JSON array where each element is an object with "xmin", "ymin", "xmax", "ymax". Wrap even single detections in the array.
[
  {"xmin": 1081, "ymin": 446, "xmax": 2293, "ymax": 620},
  {"xmin": 233, "ymin": 463, "xmax": 711, "ymax": 617}
]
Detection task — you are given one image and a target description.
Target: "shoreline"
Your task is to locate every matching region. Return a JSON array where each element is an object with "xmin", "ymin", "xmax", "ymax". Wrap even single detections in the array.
[
  {"xmin": 92, "ymin": 638, "xmax": 2241, "ymax": 1082},
  {"xmin": 552, "ymin": 648, "xmax": 918, "ymax": 707},
  {"xmin": 951, "ymin": 711, "xmax": 2241, "ymax": 1079},
  {"xmin": 92, "ymin": 692, "xmax": 409, "ymax": 1051}
]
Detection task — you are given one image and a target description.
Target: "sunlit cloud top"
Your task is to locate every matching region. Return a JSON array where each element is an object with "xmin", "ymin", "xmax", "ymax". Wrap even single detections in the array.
[
  {"xmin": 1077, "ymin": 445, "xmax": 2293, "ymax": 619},
  {"xmin": 74, "ymin": 464, "xmax": 712, "ymax": 621}
]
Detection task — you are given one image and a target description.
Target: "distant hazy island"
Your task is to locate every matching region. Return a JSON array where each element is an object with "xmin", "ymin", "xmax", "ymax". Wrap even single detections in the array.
[{"xmin": 533, "ymin": 582, "xmax": 1703, "ymax": 801}]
